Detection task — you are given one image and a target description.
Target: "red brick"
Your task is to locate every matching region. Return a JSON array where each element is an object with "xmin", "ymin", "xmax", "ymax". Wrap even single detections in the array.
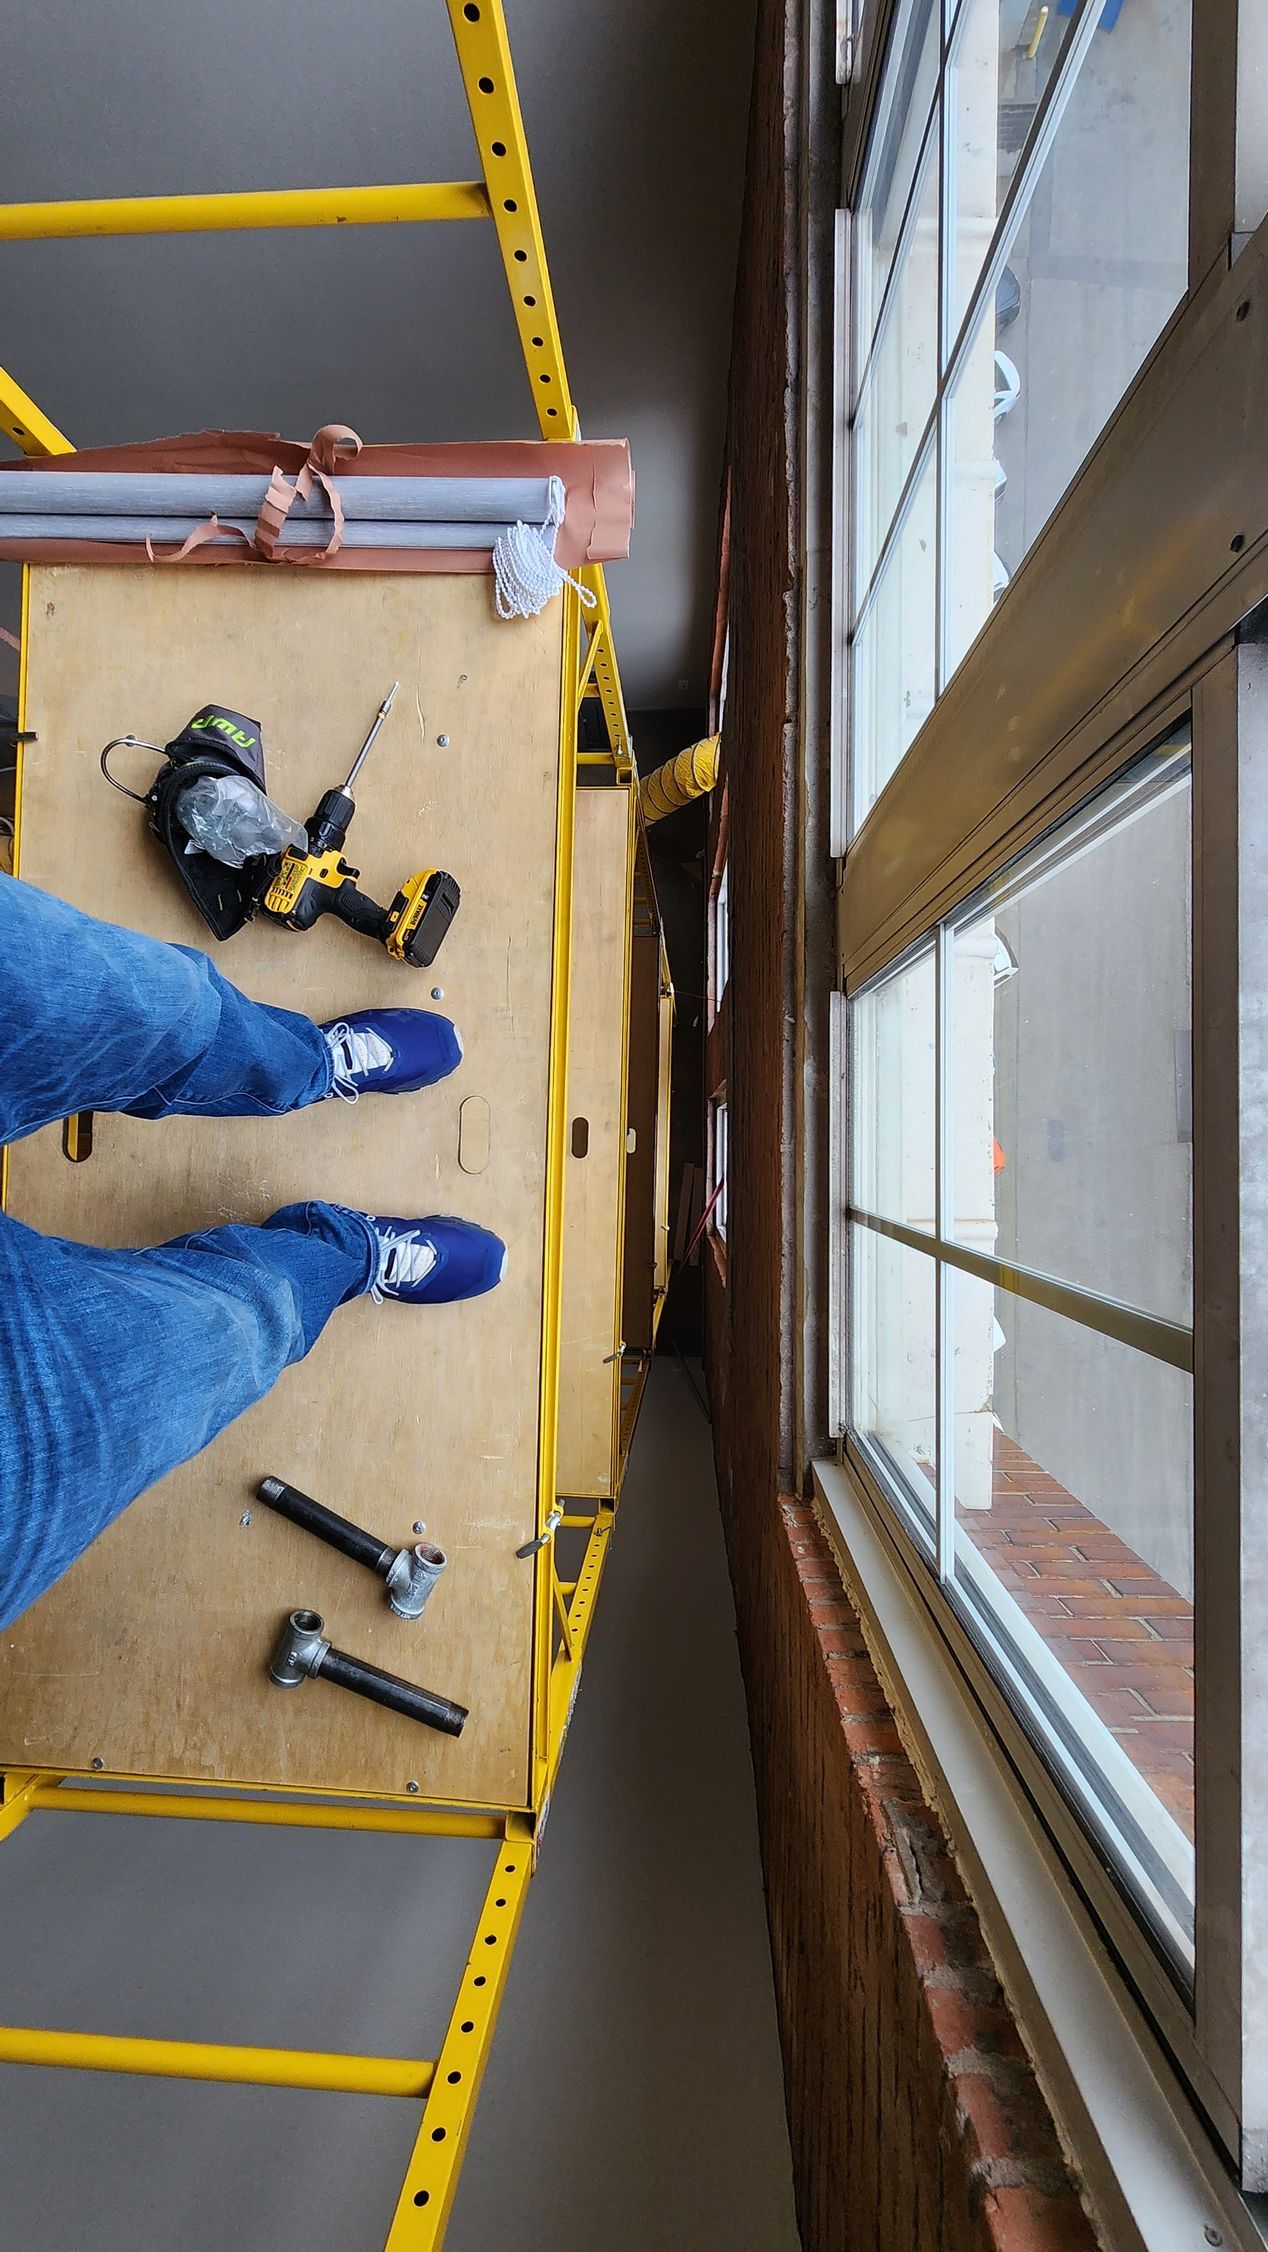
[
  {"xmin": 839, "ymin": 1713, "xmax": 906, "ymax": 1760},
  {"xmin": 925, "ymin": 1984, "xmax": 1024, "ymax": 2067},
  {"xmin": 824, "ymin": 1673, "xmax": 890, "ymax": 1718},
  {"xmin": 954, "ymin": 2070, "xmax": 1059, "ymax": 2173},
  {"xmin": 1127, "ymin": 1716, "xmax": 1196, "ymax": 1755},
  {"xmin": 981, "ymin": 2184, "xmax": 1098, "ymax": 2251},
  {"xmin": 903, "ymin": 1909, "xmax": 951, "ymax": 1978},
  {"xmin": 807, "ymin": 1596, "xmax": 853, "ymax": 1629}
]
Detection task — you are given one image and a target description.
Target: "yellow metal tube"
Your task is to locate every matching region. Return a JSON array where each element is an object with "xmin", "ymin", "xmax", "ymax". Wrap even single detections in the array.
[
  {"xmin": 529, "ymin": 581, "xmax": 580, "ymax": 1781},
  {"xmin": 445, "ymin": 0, "xmax": 575, "ymax": 437},
  {"xmin": 0, "ymin": 180, "xmax": 490, "ymax": 242},
  {"xmin": 31, "ymin": 1786, "xmax": 502, "ymax": 1838},
  {"xmin": 385, "ymin": 1832, "xmax": 535, "ymax": 2244},
  {"xmin": 579, "ymin": 565, "xmax": 633, "ymax": 768},
  {"xmin": 0, "ymin": 363, "xmax": 72, "ymax": 456},
  {"xmin": 0, "ymin": 1771, "xmax": 56, "ymax": 1846},
  {"xmin": 639, "ymin": 735, "xmax": 721, "ymax": 825},
  {"xmin": 0, "ymin": 2025, "xmax": 435, "ymax": 2097}
]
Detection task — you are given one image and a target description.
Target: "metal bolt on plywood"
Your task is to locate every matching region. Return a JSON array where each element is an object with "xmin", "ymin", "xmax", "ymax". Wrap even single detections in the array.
[{"xmin": 0, "ymin": 5, "xmax": 671, "ymax": 2244}]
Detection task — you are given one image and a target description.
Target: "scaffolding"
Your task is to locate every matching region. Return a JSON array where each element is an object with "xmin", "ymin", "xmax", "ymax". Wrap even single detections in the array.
[{"xmin": 0, "ymin": 6, "xmax": 669, "ymax": 2242}]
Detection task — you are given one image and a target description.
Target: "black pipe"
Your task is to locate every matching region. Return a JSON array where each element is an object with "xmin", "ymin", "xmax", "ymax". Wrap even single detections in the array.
[
  {"xmin": 258, "ymin": 1475, "xmax": 392, "ymax": 1575},
  {"xmin": 315, "ymin": 1645, "xmax": 467, "ymax": 1737}
]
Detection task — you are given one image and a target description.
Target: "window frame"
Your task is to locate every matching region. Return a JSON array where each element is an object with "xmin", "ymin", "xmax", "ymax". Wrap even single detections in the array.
[
  {"xmin": 710, "ymin": 1088, "xmax": 729, "ymax": 1248},
  {"xmin": 829, "ymin": 0, "xmax": 1268, "ymax": 2186},
  {"xmin": 847, "ymin": 737, "xmax": 1199, "ymax": 1979},
  {"xmin": 841, "ymin": 0, "xmax": 1199, "ymax": 843},
  {"xmin": 835, "ymin": 613, "xmax": 1266, "ymax": 2185}
]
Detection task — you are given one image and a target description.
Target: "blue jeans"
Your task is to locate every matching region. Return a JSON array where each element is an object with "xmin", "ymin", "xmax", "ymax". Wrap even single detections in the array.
[{"xmin": 0, "ymin": 875, "xmax": 379, "ymax": 1630}]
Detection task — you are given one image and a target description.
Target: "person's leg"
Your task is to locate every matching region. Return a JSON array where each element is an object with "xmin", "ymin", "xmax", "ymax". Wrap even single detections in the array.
[
  {"xmin": 0, "ymin": 1201, "xmax": 507, "ymax": 1629},
  {"xmin": 0, "ymin": 874, "xmax": 333, "ymax": 1143},
  {"xmin": 0, "ymin": 876, "xmax": 464, "ymax": 1139},
  {"xmin": 0, "ymin": 1199, "xmax": 373, "ymax": 1629}
]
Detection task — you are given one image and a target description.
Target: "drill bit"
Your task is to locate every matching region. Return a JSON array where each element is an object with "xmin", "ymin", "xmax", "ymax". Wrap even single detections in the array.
[{"xmin": 343, "ymin": 680, "xmax": 399, "ymax": 793}]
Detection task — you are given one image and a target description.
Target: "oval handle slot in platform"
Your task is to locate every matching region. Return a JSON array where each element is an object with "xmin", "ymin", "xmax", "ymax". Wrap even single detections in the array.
[
  {"xmin": 571, "ymin": 1115, "xmax": 590, "ymax": 1159},
  {"xmin": 458, "ymin": 1095, "xmax": 491, "ymax": 1174},
  {"xmin": 62, "ymin": 1111, "xmax": 94, "ymax": 1163}
]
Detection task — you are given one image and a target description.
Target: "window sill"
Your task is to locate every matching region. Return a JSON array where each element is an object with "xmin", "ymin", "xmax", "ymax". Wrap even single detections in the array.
[{"xmin": 812, "ymin": 1459, "xmax": 1268, "ymax": 2252}]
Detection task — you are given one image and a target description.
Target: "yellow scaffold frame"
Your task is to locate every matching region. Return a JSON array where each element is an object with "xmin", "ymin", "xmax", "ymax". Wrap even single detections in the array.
[{"xmin": 0, "ymin": 4, "xmax": 653, "ymax": 2242}]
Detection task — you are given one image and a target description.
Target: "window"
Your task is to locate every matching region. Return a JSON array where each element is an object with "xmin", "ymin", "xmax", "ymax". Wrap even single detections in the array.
[
  {"xmin": 711, "ymin": 1093, "xmax": 729, "ymax": 1244},
  {"xmin": 847, "ymin": 735, "xmax": 1195, "ymax": 1967},
  {"xmin": 847, "ymin": 0, "xmax": 1192, "ymax": 832},
  {"xmin": 714, "ymin": 855, "xmax": 730, "ymax": 1009},
  {"xmin": 831, "ymin": 0, "xmax": 1268, "ymax": 2196}
]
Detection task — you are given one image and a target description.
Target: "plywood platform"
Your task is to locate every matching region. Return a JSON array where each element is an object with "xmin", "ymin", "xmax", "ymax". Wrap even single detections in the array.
[
  {"xmin": 0, "ymin": 565, "xmax": 566, "ymax": 1810},
  {"xmin": 556, "ymin": 784, "xmax": 634, "ymax": 1498},
  {"xmin": 622, "ymin": 848, "xmax": 674, "ymax": 1355}
]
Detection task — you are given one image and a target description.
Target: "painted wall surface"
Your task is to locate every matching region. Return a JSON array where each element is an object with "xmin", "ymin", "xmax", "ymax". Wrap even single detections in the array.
[{"xmin": 0, "ymin": 0, "xmax": 756, "ymax": 710}]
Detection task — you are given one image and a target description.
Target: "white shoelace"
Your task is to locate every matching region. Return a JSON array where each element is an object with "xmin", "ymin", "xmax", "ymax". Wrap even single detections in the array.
[
  {"xmin": 325, "ymin": 1020, "xmax": 394, "ymax": 1103},
  {"xmin": 369, "ymin": 1224, "xmax": 438, "ymax": 1303}
]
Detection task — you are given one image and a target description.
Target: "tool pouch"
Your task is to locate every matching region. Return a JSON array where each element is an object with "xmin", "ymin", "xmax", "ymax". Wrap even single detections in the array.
[
  {"xmin": 101, "ymin": 705, "xmax": 273, "ymax": 942},
  {"xmin": 153, "ymin": 706, "xmax": 274, "ymax": 941}
]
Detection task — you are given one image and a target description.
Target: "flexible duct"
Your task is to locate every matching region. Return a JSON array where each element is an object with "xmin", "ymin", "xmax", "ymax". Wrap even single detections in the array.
[{"xmin": 639, "ymin": 735, "xmax": 721, "ymax": 824}]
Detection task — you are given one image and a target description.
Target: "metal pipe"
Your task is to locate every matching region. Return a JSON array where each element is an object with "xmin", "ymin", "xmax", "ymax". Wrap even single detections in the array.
[
  {"xmin": 30, "ymin": 1787, "xmax": 500, "ymax": 1837},
  {"xmin": 0, "ymin": 180, "xmax": 491, "ymax": 242},
  {"xmin": 257, "ymin": 1477, "xmax": 450, "ymax": 1620},
  {"xmin": 258, "ymin": 1477, "xmax": 393, "ymax": 1576},
  {"xmin": 0, "ymin": 473, "xmax": 555, "ymax": 521},
  {"xmin": 0, "ymin": 2023, "xmax": 435, "ymax": 2098},
  {"xmin": 268, "ymin": 1611, "xmax": 468, "ymax": 1737},
  {"xmin": 0, "ymin": 515, "xmax": 521, "ymax": 550},
  {"xmin": 317, "ymin": 1647, "xmax": 466, "ymax": 1734},
  {"xmin": 383, "ymin": 1542, "xmax": 448, "ymax": 1622}
]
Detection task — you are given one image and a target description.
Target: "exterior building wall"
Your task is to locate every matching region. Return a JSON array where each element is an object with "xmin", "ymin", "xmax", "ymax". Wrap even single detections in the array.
[{"xmin": 705, "ymin": 2, "xmax": 1104, "ymax": 2242}]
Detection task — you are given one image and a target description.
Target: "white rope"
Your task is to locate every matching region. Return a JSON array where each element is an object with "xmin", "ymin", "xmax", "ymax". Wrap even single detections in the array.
[{"xmin": 492, "ymin": 476, "xmax": 599, "ymax": 620}]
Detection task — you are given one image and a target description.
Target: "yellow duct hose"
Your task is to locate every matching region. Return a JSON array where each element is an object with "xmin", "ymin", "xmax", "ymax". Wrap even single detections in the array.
[{"xmin": 639, "ymin": 734, "xmax": 721, "ymax": 824}]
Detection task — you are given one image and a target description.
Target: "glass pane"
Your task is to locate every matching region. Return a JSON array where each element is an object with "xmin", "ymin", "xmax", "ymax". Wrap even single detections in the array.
[
  {"xmin": 945, "ymin": 0, "xmax": 1076, "ymax": 345},
  {"xmin": 850, "ymin": 947, "xmax": 936, "ymax": 1230},
  {"xmin": 855, "ymin": 0, "xmax": 940, "ymax": 367},
  {"xmin": 852, "ymin": 443, "xmax": 936, "ymax": 820},
  {"xmin": 943, "ymin": 0, "xmax": 1191, "ymax": 683},
  {"xmin": 854, "ymin": 121, "xmax": 940, "ymax": 606},
  {"xmin": 850, "ymin": 1223, "xmax": 937, "ymax": 1523},
  {"xmin": 715, "ymin": 858, "xmax": 729, "ymax": 1004},
  {"xmin": 951, "ymin": 744, "xmax": 1192, "ymax": 1322},
  {"xmin": 952, "ymin": 1271, "xmax": 1194, "ymax": 1963}
]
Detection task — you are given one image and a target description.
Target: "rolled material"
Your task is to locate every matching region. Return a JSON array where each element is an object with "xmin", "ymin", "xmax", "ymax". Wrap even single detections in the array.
[
  {"xmin": 0, "ymin": 515, "xmax": 519, "ymax": 551},
  {"xmin": 0, "ymin": 430, "xmax": 635, "ymax": 571},
  {"xmin": 0, "ymin": 472, "xmax": 554, "ymax": 522}
]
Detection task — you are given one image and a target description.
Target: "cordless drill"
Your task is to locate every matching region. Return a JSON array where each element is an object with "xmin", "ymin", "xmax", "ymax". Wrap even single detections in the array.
[{"xmin": 263, "ymin": 683, "xmax": 460, "ymax": 968}]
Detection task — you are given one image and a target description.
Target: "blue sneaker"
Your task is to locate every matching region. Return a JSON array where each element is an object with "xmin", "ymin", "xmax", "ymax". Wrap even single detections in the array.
[
  {"xmin": 364, "ymin": 1214, "xmax": 507, "ymax": 1305},
  {"xmin": 321, "ymin": 1010, "xmax": 462, "ymax": 1102}
]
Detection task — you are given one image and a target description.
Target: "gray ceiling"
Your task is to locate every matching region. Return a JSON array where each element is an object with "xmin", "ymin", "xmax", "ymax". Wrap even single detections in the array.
[{"xmin": 0, "ymin": 0, "xmax": 755, "ymax": 709}]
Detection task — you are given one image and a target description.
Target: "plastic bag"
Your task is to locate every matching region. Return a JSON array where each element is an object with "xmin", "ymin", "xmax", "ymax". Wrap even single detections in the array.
[{"xmin": 177, "ymin": 774, "xmax": 307, "ymax": 867}]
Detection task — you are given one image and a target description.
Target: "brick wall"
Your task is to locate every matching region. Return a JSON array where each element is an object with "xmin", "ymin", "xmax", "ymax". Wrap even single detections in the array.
[
  {"xmin": 765, "ymin": 1500, "xmax": 1098, "ymax": 2252},
  {"xmin": 704, "ymin": 0, "xmax": 1103, "ymax": 2243}
]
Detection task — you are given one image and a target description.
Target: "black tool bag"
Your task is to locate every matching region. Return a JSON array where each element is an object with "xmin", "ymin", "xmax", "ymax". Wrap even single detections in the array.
[{"xmin": 104, "ymin": 705, "xmax": 273, "ymax": 942}]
